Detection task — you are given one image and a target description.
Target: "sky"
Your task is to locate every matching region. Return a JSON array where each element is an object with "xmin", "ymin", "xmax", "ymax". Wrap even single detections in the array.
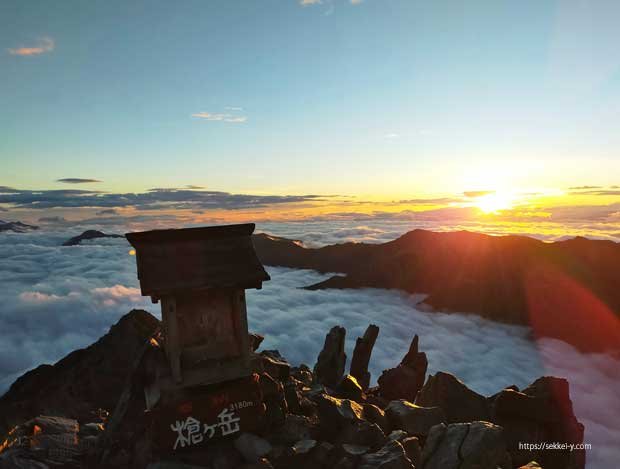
[{"xmin": 1, "ymin": 0, "xmax": 620, "ymax": 237}]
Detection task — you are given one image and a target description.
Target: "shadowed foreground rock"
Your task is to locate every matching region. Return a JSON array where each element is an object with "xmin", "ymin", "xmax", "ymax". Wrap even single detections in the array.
[
  {"xmin": 349, "ymin": 325, "xmax": 379, "ymax": 390},
  {"xmin": 378, "ymin": 335, "xmax": 428, "ymax": 402},
  {"xmin": 0, "ymin": 310, "xmax": 159, "ymax": 443},
  {"xmin": 313, "ymin": 326, "xmax": 347, "ymax": 388},
  {"xmin": 0, "ymin": 314, "xmax": 586, "ymax": 469}
]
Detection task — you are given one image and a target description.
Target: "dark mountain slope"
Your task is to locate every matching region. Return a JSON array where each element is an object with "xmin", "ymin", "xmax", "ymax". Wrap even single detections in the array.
[
  {"xmin": 0, "ymin": 310, "xmax": 159, "ymax": 441},
  {"xmin": 62, "ymin": 230, "xmax": 125, "ymax": 246},
  {"xmin": 253, "ymin": 230, "xmax": 620, "ymax": 352}
]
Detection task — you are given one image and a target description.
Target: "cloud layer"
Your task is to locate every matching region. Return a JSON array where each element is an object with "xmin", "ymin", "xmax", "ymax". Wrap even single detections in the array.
[
  {"xmin": 0, "ymin": 226, "xmax": 617, "ymax": 468},
  {"xmin": 0, "ymin": 186, "xmax": 326, "ymax": 210}
]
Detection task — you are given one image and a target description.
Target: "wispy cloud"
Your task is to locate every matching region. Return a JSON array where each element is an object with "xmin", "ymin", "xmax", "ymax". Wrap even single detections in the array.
[
  {"xmin": 464, "ymin": 190, "xmax": 495, "ymax": 198},
  {"xmin": 300, "ymin": 0, "xmax": 322, "ymax": 5},
  {"xmin": 350, "ymin": 0, "xmax": 363, "ymax": 4},
  {"xmin": 7, "ymin": 37, "xmax": 54, "ymax": 56},
  {"xmin": 57, "ymin": 178, "xmax": 102, "ymax": 184},
  {"xmin": 191, "ymin": 111, "xmax": 247, "ymax": 123}
]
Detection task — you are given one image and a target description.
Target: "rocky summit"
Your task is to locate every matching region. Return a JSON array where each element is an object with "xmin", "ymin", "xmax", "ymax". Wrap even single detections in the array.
[{"xmin": 0, "ymin": 311, "xmax": 585, "ymax": 469}]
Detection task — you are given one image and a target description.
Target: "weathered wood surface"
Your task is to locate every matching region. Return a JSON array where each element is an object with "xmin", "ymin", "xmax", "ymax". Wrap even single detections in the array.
[
  {"xmin": 152, "ymin": 374, "xmax": 264, "ymax": 453},
  {"xmin": 126, "ymin": 224, "xmax": 270, "ymax": 297}
]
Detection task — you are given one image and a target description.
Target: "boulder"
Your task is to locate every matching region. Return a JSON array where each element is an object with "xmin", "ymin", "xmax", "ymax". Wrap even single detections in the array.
[
  {"xmin": 349, "ymin": 325, "xmax": 379, "ymax": 390},
  {"xmin": 385, "ymin": 400, "xmax": 446, "ymax": 437},
  {"xmin": 291, "ymin": 366, "xmax": 313, "ymax": 387},
  {"xmin": 519, "ymin": 463, "xmax": 542, "ymax": 469},
  {"xmin": 283, "ymin": 377, "xmax": 302, "ymax": 414},
  {"xmin": 401, "ymin": 437, "xmax": 421, "ymax": 467},
  {"xmin": 415, "ymin": 372, "xmax": 490, "ymax": 423},
  {"xmin": 316, "ymin": 395, "xmax": 364, "ymax": 428},
  {"xmin": 378, "ymin": 335, "xmax": 427, "ymax": 401},
  {"xmin": 358, "ymin": 440, "xmax": 414, "ymax": 469},
  {"xmin": 260, "ymin": 350, "xmax": 291, "ymax": 381},
  {"xmin": 268, "ymin": 415, "xmax": 317, "ymax": 445},
  {"xmin": 234, "ymin": 433, "xmax": 272, "ymax": 463},
  {"xmin": 420, "ymin": 421, "xmax": 511, "ymax": 469},
  {"xmin": 314, "ymin": 326, "xmax": 347, "ymax": 388},
  {"xmin": 338, "ymin": 421, "xmax": 386, "ymax": 448},
  {"xmin": 249, "ymin": 333, "xmax": 265, "ymax": 352},
  {"xmin": 336, "ymin": 375, "xmax": 364, "ymax": 402},
  {"xmin": 362, "ymin": 403, "xmax": 391, "ymax": 435},
  {"xmin": 491, "ymin": 377, "xmax": 585, "ymax": 469}
]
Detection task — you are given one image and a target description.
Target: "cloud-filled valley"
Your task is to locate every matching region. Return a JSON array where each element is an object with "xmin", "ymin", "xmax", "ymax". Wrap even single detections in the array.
[{"xmin": 0, "ymin": 228, "xmax": 618, "ymax": 468}]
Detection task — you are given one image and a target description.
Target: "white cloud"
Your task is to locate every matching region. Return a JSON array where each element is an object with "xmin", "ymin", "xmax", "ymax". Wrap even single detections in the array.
[
  {"xmin": 0, "ymin": 226, "xmax": 617, "ymax": 468},
  {"xmin": 191, "ymin": 111, "xmax": 247, "ymax": 123},
  {"xmin": 92, "ymin": 285, "xmax": 142, "ymax": 306},
  {"xmin": 300, "ymin": 0, "xmax": 322, "ymax": 5},
  {"xmin": 19, "ymin": 291, "xmax": 63, "ymax": 303},
  {"xmin": 7, "ymin": 37, "xmax": 54, "ymax": 56}
]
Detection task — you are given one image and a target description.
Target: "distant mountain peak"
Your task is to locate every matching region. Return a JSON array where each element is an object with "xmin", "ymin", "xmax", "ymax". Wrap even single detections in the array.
[{"xmin": 0, "ymin": 220, "xmax": 39, "ymax": 233}]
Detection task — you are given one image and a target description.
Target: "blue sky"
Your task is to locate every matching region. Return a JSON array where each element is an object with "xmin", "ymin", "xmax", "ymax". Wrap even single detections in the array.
[{"xmin": 2, "ymin": 0, "xmax": 620, "ymax": 197}]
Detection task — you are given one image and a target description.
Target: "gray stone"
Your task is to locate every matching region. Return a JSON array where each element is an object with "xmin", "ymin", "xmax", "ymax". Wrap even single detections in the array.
[
  {"xmin": 363, "ymin": 403, "xmax": 391, "ymax": 434},
  {"xmin": 415, "ymin": 372, "xmax": 490, "ymax": 423},
  {"xmin": 385, "ymin": 400, "xmax": 446, "ymax": 437},
  {"xmin": 234, "ymin": 433, "xmax": 272, "ymax": 463},
  {"xmin": 401, "ymin": 437, "xmax": 421, "ymax": 467},
  {"xmin": 336, "ymin": 374, "xmax": 364, "ymax": 402},
  {"xmin": 420, "ymin": 421, "xmax": 511, "ymax": 469},
  {"xmin": 349, "ymin": 324, "xmax": 379, "ymax": 390},
  {"xmin": 358, "ymin": 440, "xmax": 414, "ymax": 469},
  {"xmin": 314, "ymin": 326, "xmax": 347, "ymax": 388},
  {"xmin": 378, "ymin": 335, "xmax": 427, "ymax": 402}
]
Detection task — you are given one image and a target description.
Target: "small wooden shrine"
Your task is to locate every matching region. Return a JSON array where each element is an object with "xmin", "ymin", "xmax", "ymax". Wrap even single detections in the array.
[{"xmin": 126, "ymin": 223, "xmax": 270, "ymax": 389}]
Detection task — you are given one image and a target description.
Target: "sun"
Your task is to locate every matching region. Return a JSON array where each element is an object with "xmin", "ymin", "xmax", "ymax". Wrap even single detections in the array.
[{"xmin": 475, "ymin": 192, "xmax": 514, "ymax": 214}]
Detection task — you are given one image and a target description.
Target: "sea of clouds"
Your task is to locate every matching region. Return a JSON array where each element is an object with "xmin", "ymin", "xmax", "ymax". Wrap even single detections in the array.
[{"xmin": 0, "ymin": 226, "xmax": 618, "ymax": 468}]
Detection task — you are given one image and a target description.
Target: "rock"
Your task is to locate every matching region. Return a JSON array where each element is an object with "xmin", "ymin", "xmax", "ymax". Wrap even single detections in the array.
[
  {"xmin": 401, "ymin": 437, "xmax": 421, "ymax": 467},
  {"xmin": 387, "ymin": 430, "xmax": 408, "ymax": 442},
  {"xmin": 415, "ymin": 371, "xmax": 490, "ymax": 423},
  {"xmin": 0, "ymin": 310, "xmax": 160, "ymax": 443},
  {"xmin": 314, "ymin": 326, "xmax": 347, "ymax": 388},
  {"xmin": 240, "ymin": 459, "xmax": 274, "ymax": 469},
  {"xmin": 292, "ymin": 439, "xmax": 317, "ymax": 455},
  {"xmin": 362, "ymin": 403, "xmax": 391, "ymax": 434},
  {"xmin": 147, "ymin": 462, "xmax": 209, "ymax": 468},
  {"xmin": 260, "ymin": 350, "xmax": 291, "ymax": 380},
  {"xmin": 492, "ymin": 377, "xmax": 585, "ymax": 469},
  {"xmin": 317, "ymin": 395, "xmax": 364, "ymax": 427},
  {"xmin": 259, "ymin": 373, "xmax": 288, "ymax": 430},
  {"xmin": 336, "ymin": 375, "xmax": 364, "ymax": 402},
  {"xmin": 235, "ymin": 433, "xmax": 272, "ymax": 463},
  {"xmin": 420, "ymin": 421, "xmax": 511, "ymax": 469},
  {"xmin": 249, "ymin": 333, "xmax": 265, "ymax": 352},
  {"xmin": 339, "ymin": 421, "xmax": 386, "ymax": 448},
  {"xmin": 268, "ymin": 415, "xmax": 317, "ymax": 445},
  {"xmin": 0, "ymin": 415, "xmax": 81, "ymax": 468},
  {"xmin": 311, "ymin": 441, "xmax": 335, "ymax": 466},
  {"xmin": 349, "ymin": 325, "xmax": 379, "ymax": 390},
  {"xmin": 378, "ymin": 335, "xmax": 427, "ymax": 401},
  {"xmin": 283, "ymin": 377, "xmax": 302, "ymax": 414},
  {"xmin": 79, "ymin": 422, "xmax": 104, "ymax": 438},
  {"xmin": 358, "ymin": 440, "xmax": 414, "ymax": 469},
  {"xmin": 385, "ymin": 400, "xmax": 446, "ymax": 437},
  {"xmin": 519, "ymin": 463, "xmax": 543, "ymax": 469},
  {"xmin": 292, "ymin": 366, "xmax": 313, "ymax": 387},
  {"xmin": 0, "ymin": 450, "xmax": 50, "ymax": 469}
]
